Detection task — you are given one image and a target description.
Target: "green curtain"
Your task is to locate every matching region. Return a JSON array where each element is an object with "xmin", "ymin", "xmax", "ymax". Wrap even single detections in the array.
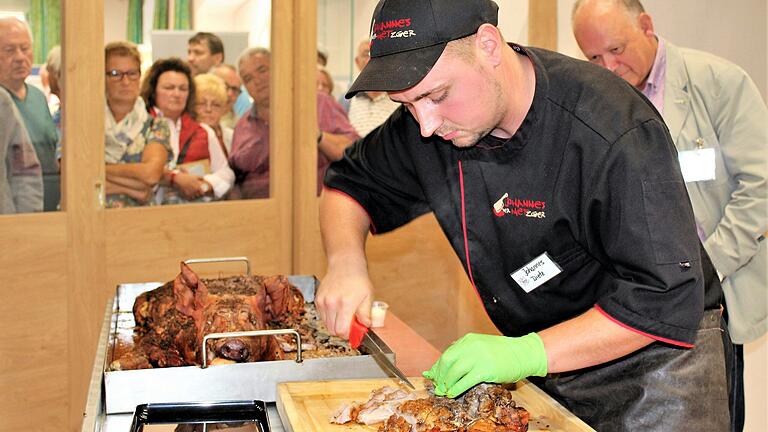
[
  {"xmin": 153, "ymin": 0, "xmax": 169, "ymax": 30},
  {"xmin": 173, "ymin": 0, "xmax": 192, "ymax": 30},
  {"xmin": 127, "ymin": 0, "xmax": 144, "ymax": 44},
  {"xmin": 28, "ymin": 0, "xmax": 61, "ymax": 64}
]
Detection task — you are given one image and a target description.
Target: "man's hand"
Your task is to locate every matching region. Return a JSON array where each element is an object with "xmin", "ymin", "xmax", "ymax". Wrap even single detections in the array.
[
  {"xmin": 314, "ymin": 265, "xmax": 373, "ymax": 339},
  {"xmin": 423, "ymin": 332, "xmax": 548, "ymax": 398}
]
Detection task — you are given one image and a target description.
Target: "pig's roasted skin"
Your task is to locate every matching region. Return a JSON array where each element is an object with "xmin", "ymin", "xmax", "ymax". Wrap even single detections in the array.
[
  {"xmin": 111, "ymin": 262, "xmax": 303, "ymax": 370},
  {"xmin": 263, "ymin": 275, "xmax": 305, "ymax": 322}
]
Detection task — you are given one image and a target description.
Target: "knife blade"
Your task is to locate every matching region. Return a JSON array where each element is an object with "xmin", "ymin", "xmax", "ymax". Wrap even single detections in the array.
[{"xmin": 350, "ymin": 317, "xmax": 416, "ymax": 390}]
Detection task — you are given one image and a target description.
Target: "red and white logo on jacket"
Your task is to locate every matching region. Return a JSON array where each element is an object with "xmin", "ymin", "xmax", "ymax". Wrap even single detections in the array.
[{"xmin": 492, "ymin": 193, "xmax": 546, "ymax": 219}]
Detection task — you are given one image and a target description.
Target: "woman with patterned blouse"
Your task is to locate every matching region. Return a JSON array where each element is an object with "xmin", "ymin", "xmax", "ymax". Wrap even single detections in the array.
[{"xmin": 104, "ymin": 41, "xmax": 171, "ymax": 208}]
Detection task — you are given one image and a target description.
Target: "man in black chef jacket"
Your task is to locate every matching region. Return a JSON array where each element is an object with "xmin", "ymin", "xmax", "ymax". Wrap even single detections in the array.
[{"xmin": 314, "ymin": 1, "xmax": 732, "ymax": 430}]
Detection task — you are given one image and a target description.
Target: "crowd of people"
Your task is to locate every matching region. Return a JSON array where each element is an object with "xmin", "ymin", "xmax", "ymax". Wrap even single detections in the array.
[{"xmin": 0, "ymin": 22, "xmax": 376, "ymax": 212}]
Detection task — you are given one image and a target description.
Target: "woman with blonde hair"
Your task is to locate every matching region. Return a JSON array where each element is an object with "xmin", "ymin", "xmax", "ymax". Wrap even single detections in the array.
[{"xmin": 193, "ymin": 73, "xmax": 232, "ymax": 157}]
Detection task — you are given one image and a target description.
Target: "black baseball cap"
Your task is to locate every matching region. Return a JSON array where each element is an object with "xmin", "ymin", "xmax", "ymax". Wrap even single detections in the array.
[{"xmin": 345, "ymin": 0, "xmax": 499, "ymax": 99}]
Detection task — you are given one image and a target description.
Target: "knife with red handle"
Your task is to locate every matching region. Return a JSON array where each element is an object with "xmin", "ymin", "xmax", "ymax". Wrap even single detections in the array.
[{"xmin": 349, "ymin": 316, "xmax": 416, "ymax": 389}]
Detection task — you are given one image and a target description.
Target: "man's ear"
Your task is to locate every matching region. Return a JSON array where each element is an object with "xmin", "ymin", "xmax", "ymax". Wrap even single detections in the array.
[
  {"xmin": 476, "ymin": 23, "xmax": 502, "ymax": 66},
  {"xmin": 638, "ymin": 12, "xmax": 655, "ymax": 37},
  {"xmin": 213, "ymin": 53, "xmax": 224, "ymax": 65}
]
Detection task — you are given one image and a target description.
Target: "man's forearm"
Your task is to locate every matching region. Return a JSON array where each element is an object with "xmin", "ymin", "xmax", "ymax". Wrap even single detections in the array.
[
  {"xmin": 320, "ymin": 189, "xmax": 371, "ymax": 269},
  {"xmin": 539, "ymin": 307, "xmax": 654, "ymax": 373},
  {"xmin": 317, "ymin": 189, "xmax": 377, "ymax": 335}
]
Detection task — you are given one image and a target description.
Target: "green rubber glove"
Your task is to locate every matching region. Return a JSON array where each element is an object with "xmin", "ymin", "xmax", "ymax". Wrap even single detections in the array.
[{"xmin": 422, "ymin": 332, "xmax": 548, "ymax": 398}]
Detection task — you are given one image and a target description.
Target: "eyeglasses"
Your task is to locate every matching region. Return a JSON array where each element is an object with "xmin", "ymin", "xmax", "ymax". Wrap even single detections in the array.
[
  {"xmin": 106, "ymin": 69, "xmax": 141, "ymax": 81},
  {"xmin": 225, "ymin": 84, "xmax": 242, "ymax": 95}
]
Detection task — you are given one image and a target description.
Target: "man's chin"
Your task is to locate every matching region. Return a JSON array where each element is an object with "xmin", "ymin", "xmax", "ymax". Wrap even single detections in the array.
[{"xmin": 449, "ymin": 137, "xmax": 479, "ymax": 149}]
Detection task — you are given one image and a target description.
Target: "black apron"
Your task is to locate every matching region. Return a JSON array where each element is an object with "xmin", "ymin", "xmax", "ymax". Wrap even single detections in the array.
[{"xmin": 534, "ymin": 310, "xmax": 732, "ymax": 431}]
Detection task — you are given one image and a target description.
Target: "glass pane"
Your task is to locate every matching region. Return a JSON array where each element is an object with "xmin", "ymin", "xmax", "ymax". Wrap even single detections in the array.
[
  {"xmin": 103, "ymin": 0, "xmax": 272, "ymax": 207},
  {"xmin": 315, "ymin": 0, "xmax": 370, "ymax": 195},
  {"xmin": 0, "ymin": 6, "xmax": 61, "ymax": 214}
]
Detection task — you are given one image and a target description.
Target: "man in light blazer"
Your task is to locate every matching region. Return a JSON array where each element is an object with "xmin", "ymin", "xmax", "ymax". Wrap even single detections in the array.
[{"xmin": 572, "ymin": 1, "xmax": 768, "ymax": 430}]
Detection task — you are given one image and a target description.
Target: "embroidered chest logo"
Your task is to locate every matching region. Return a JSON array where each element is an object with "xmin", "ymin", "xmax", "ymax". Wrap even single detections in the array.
[{"xmin": 492, "ymin": 193, "xmax": 546, "ymax": 219}]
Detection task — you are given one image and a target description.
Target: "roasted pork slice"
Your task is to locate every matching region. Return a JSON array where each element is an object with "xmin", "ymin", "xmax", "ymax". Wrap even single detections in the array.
[
  {"xmin": 331, "ymin": 383, "xmax": 530, "ymax": 432},
  {"xmin": 330, "ymin": 386, "xmax": 420, "ymax": 425}
]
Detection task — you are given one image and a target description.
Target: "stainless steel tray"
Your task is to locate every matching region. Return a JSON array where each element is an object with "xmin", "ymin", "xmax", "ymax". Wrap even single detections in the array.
[{"xmin": 102, "ymin": 258, "xmax": 394, "ymax": 414}]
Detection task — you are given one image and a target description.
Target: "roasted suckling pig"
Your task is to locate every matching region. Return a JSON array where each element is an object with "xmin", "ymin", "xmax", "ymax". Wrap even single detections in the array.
[
  {"xmin": 331, "ymin": 383, "xmax": 530, "ymax": 432},
  {"xmin": 109, "ymin": 262, "xmax": 355, "ymax": 370}
]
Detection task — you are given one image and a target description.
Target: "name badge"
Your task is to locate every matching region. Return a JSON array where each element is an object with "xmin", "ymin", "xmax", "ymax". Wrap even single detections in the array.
[
  {"xmin": 510, "ymin": 252, "xmax": 562, "ymax": 293},
  {"xmin": 678, "ymin": 148, "xmax": 716, "ymax": 182}
]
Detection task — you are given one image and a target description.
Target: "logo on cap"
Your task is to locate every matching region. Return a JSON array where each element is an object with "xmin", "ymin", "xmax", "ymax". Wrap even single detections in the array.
[{"xmin": 371, "ymin": 17, "xmax": 416, "ymax": 41}]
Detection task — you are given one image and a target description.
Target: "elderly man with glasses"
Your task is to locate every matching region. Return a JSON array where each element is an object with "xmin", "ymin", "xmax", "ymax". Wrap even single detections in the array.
[{"xmin": 211, "ymin": 64, "xmax": 243, "ymax": 129}]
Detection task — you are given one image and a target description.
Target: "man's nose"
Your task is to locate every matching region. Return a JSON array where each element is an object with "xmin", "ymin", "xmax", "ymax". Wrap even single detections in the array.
[
  {"xmin": 603, "ymin": 54, "xmax": 619, "ymax": 73},
  {"xmin": 412, "ymin": 104, "xmax": 441, "ymax": 138}
]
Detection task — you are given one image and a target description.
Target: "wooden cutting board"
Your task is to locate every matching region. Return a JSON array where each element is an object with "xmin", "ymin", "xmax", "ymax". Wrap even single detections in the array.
[{"xmin": 276, "ymin": 377, "xmax": 594, "ymax": 432}]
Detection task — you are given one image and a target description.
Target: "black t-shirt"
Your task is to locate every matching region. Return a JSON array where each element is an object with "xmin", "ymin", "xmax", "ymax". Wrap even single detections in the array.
[{"xmin": 325, "ymin": 44, "xmax": 722, "ymax": 346}]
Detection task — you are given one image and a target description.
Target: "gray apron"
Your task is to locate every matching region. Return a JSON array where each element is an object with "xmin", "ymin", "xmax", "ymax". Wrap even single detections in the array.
[{"xmin": 535, "ymin": 310, "xmax": 732, "ymax": 431}]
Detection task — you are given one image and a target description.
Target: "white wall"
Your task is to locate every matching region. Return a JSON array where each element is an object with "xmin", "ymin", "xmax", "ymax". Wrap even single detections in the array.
[
  {"xmin": 744, "ymin": 337, "xmax": 768, "ymax": 430},
  {"xmin": 104, "ymin": 0, "xmax": 271, "ymax": 61},
  {"xmin": 497, "ymin": 0, "xmax": 529, "ymax": 46},
  {"xmin": 195, "ymin": 0, "xmax": 270, "ymax": 50},
  {"xmin": 0, "ymin": 0, "xmax": 29, "ymax": 14},
  {"xmin": 236, "ymin": 0, "xmax": 271, "ymax": 49},
  {"xmin": 104, "ymin": 0, "xmax": 128, "ymax": 44},
  {"xmin": 317, "ymin": 0, "xmax": 359, "ymax": 95}
]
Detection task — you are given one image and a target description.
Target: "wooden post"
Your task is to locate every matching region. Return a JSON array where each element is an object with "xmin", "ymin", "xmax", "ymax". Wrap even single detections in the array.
[
  {"xmin": 528, "ymin": 0, "xmax": 558, "ymax": 50},
  {"xmin": 292, "ymin": 0, "xmax": 326, "ymax": 277},
  {"xmin": 62, "ymin": 0, "xmax": 107, "ymax": 429}
]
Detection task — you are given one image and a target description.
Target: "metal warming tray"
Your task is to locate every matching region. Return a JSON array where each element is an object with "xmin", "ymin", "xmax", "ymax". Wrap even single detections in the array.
[{"xmin": 102, "ymin": 258, "xmax": 395, "ymax": 414}]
